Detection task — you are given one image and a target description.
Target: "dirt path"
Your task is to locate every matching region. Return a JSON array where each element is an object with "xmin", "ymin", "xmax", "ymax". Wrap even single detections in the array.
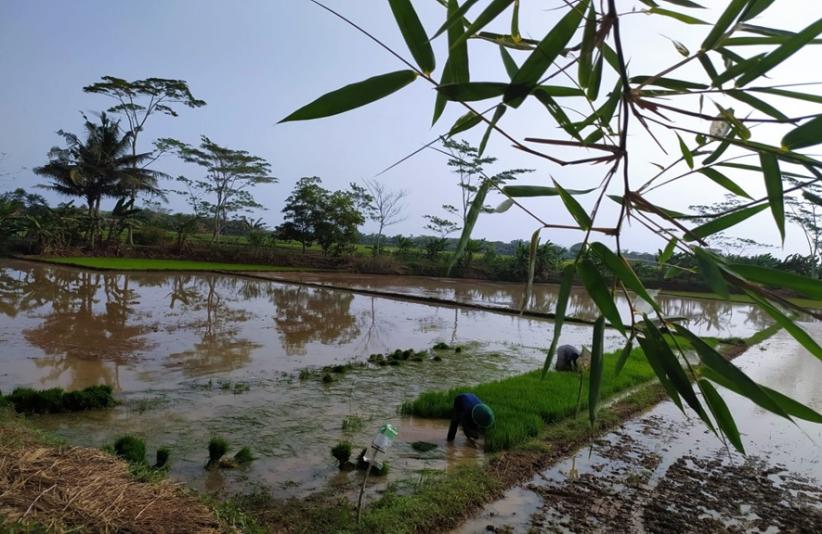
[{"xmin": 455, "ymin": 324, "xmax": 822, "ymax": 533}]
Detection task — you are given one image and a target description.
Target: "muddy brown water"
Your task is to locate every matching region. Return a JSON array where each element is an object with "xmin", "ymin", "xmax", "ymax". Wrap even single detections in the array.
[
  {"xmin": 262, "ymin": 271, "xmax": 773, "ymax": 338},
  {"xmin": 455, "ymin": 325, "xmax": 822, "ymax": 533},
  {"xmin": 0, "ymin": 260, "xmax": 777, "ymax": 501}
]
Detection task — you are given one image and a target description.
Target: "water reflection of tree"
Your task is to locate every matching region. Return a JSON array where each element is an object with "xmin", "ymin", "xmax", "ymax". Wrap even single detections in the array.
[
  {"xmin": 18, "ymin": 267, "xmax": 149, "ymax": 390},
  {"xmin": 165, "ymin": 274, "xmax": 259, "ymax": 375},
  {"xmin": 269, "ymin": 285, "xmax": 359, "ymax": 355}
]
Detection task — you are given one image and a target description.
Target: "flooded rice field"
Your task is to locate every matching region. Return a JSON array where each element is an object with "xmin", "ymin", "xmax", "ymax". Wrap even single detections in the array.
[
  {"xmin": 262, "ymin": 271, "xmax": 773, "ymax": 338},
  {"xmin": 456, "ymin": 325, "xmax": 822, "ymax": 533},
  {"xmin": 0, "ymin": 260, "xmax": 788, "ymax": 502}
]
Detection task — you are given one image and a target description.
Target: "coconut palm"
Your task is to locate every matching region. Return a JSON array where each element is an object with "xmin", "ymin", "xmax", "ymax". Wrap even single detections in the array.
[{"xmin": 34, "ymin": 113, "xmax": 165, "ymax": 248}]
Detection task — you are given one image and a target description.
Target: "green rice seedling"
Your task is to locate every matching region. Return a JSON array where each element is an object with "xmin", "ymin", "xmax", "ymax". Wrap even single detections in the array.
[
  {"xmin": 114, "ymin": 435, "xmax": 146, "ymax": 464},
  {"xmin": 454, "ymin": 346, "xmax": 463, "ymax": 353},
  {"xmin": 342, "ymin": 415, "xmax": 364, "ymax": 432},
  {"xmin": 432, "ymin": 355, "xmax": 443, "ymax": 362},
  {"xmin": 208, "ymin": 437, "xmax": 229, "ymax": 467},
  {"xmin": 331, "ymin": 441, "xmax": 352, "ymax": 468},
  {"xmin": 331, "ymin": 364, "xmax": 350, "ymax": 374},
  {"xmin": 234, "ymin": 447, "xmax": 254, "ymax": 464},
  {"xmin": 401, "ymin": 349, "xmax": 413, "ymax": 360},
  {"xmin": 388, "ymin": 360, "xmax": 401, "ymax": 366},
  {"xmin": 219, "ymin": 381, "xmax": 232, "ymax": 391},
  {"xmin": 403, "ymin": 347, "xmax": 658, "ymax": 452},
  {"xmin": 9, "ymin": 387, "xmax": 64, "ymax": 414},
  {"xmin": 233, "ymin": 382, "xmax": 250, "ymax": 394},
  {"xmin": 432, "ymin": 342, "xmax": 450, "ymax": 350},
  {"xmin": 410, "ymin": 441, "xmax": 437, "ymax": 453},
  {"xmin": 154, "ymin": 447, "xmax": 171, "ymax": 469},
  {"xmin": 322, "ymin": 373, "xmax": 335, "ymax": 383},
  {"xmin": 62, "ymin": 385, "xmax": 115, "ymax": 411},
  {"xmin": 298, "ymin": 369, "xmax": 313, "ymax": 380}
]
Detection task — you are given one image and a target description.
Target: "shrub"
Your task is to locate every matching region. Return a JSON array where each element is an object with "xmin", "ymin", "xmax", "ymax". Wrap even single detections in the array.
[
  {"xmin": 154, "ymin": 447, "xmax": 171, "ymax": 469},
  {"xmin": 132, "ymin": 225, "xmax": 167, "ymax": 246},
  {"xmin": 208, "ymin": 437, "xmax": 229, "ymax": 467},
  {"xmin": 114, "ymin": 435, "xmax": 146, "ymax": 464},
  {"xmin": 331, "ymin": 442, "xmax": 352, "ymax": 467},
  {"xmin": 234, "ymin": 447, "xmax": 254, "ymax": 465}
]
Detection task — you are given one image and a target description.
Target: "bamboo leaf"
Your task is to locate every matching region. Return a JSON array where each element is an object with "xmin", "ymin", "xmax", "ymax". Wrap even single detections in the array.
[
  {"xmin": 451, "ymin": 0, "xmax": 516, "ymax": 51},
  {"xmin": 649, "ymin": 7, "xmax": 708, "ymax": 25},
  {"xmin": 511, "ymin": 0, "xmax": 520, "ymax": 40},
  {"xmin": 537, "ymin": 85, "xmax": 585, "ymax": 97},
  {"xmin": 433, "ymin": 0, "xmax": 479, "ymax": 39},
  {"xmin": 589, "ymin": 242, "xmax": 658, "ymax": 311},
  {"xmin": 736, "ymin": 17, "xmax": 822, "ymax": 87},
  {"xmin": 804, "ymin": 190, "xmax": 822, "ymax": 207},
  {"xmin": 499, "ymin": 45, "xmax": 519, "ymax": 79},
  {"xmin": 388, "ymin": 0, "xmax": 436, "ymax": 74},
  {"xmin": 493, "ymin": 198, "xmax": 514, "ymax": 213},
  {"xmin": 637, "ymin": 332, "xmax": 683, "ymax": 411},
  {"xmin": 614, "ymin": 337, "xmax": 634, "ymax": 376},
  {"xmin": 663, "ymin": 0, "xmax": 705, "ymax": 8},
  {"xmin": 758, "ymin": 385, "xmax": 822, "ymax": 423},
  {"xmin": 448, "ymin": 110, "xmax": 482, "ymax": 136},
  {"xmin": 693, "ymin": 247, "xmax": 730, "ymax": 298},
  {"xmin": 642, "ymin": 318, "xmax": 714, "ymax": 430},
  {"xmin": 448, "ymin": 180, "xmax": 491, "ymax": 275},
  {"xmin": 703, "ymin": 139, "xmax": 731, "ymax": 165},
  {"xmin": 698, "ymin": 379, "xmax": 744, "ymax": 453},
  {"xmin": 589, "ymin": 315, "xmax": 606, "ymax": 426},
  {"xmin": 677, "ymin": 133, "xmax": 694, "ymax": 169},
  {"xmin": 533, "ymin": 91, "xmax": 581, "ymax": 141},
  {"xmin": 542, "ymin": 264, "xmax": 575, "ymax": 378},
  {"xmin": 747, "ymin": 291, "xmax": 822, "ymax": 361},
  {"xmin": 280, "ymin": 70, "xmax": 417, "ymax": 122},
  {"xmin": 728, "ymin": 263, "xmax": 822, "ymax": 300},
  {"xmin": 699, "ymin": 168, "xmax": 752, "ymax": 199},
  {"xmin": 631, "ymin": 76, "xmax": 707, "ymax": 91},
  {"xmin": 502, "ymin": 185, "xmax": 595, "ymax": 197},
  {"xmin": 673, "ymin": 325, "xmax": 790, "ymax": 419},
  {"xmin": 684, "ymin": 204, "xmax": 769, "ymax": 242},
  {"xmin": 727, "ymin": 89, "xmax": 789, "ymax": 121},
  {"xmin": 751, "ymin": 87, "xmax": 822, "ymax": 105},
  {"xmin": 760, "ymin": 152, "xmax": 785, "ymax": 241},
  {"xmin": 659, "ymin": 237, "xmax": 678, "ymax": 264},
  {"xmin": 433, "ymin": 0, "xmax": 470, "ymax": 126},
  {"xmin": 505, "ymin": 0, "xmax": 589, "ymax": 107},
  {"xmin": 554, "ymin": 179, "xmax": 592, "ymax": 230},
  {"xmin": 577, "ymin": 258, "xmax": 627, "ymax": 334},
  {"xmin": 521, "ymin": 228, "xmax": 541, "ymax": 312},
  {"xmin": 702, "ymin": 0, "xmax": 748, "ymax": 50},
  {"xmin": 437, "ymin": 82, "xmax": 508, "ymax": 101},
  {"xmin": 478, "ymin": 105, "xmax": 506, "ymax": 156},
  {"xmin": 782, "ymin": 115, "xmax": 822, "ymax": 150},
  {"xmin": 587, "ymin": 51, "xmax": 604, "ymax": 101},
  {"xmin": 739, "ymin": 0, "xmax": 775, "ymax": 21},
  {"xmin": 578, "ymin": 4, "xmax": 597, "ymax": 89}
]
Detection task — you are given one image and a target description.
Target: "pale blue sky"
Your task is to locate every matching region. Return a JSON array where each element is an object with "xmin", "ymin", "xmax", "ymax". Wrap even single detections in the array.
[{"xmin": 1, "ymin": 1, "xmax": 820, "ymax": 255}]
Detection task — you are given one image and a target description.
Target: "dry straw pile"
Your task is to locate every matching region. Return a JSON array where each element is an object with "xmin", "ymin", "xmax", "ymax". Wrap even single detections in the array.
[{"xmin": 0, "ymin": 441, "xmax": 221, "ymax": 533}]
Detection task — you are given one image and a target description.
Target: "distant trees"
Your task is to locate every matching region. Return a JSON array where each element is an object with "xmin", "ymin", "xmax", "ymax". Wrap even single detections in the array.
[
  {"xmin": 362, "ymin": 179, "xmax": 406, "ymax": 255},
  {"xmin": 162, "ymin": 136, "xmax": 276, "ymax": 242},
  {"xmin": 33, "ymin": 113, "xmax": 164, "ymax": 248},
  {"xmin": 84, "ymin": 76, "xmax": 206, "ymax": 242},
  {"xmin": 422, "ymin": 214, "xmax": 459, "ymax": 258},
  {"xmin": 277, "ymin": 177, "xmax": 368, "ymax": 255}
]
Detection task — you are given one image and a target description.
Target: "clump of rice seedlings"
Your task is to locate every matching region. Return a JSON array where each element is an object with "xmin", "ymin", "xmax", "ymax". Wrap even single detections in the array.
[
  {"xmin": 207, "ymin": 436, "xmax": 229, "ymax": 468},
  {"xmin": 432, "ymin": 342, "xmax": 450, "ymax": 350},
  {"xmin": 62, "ymin": 385, "xmax": 116, "ymax": 411},
  {"xmin": 342, "ymin": 415, "xmax": 364, "ymax": 432},
  {"xmin": 219, "ymin": 381, "xmax": 232, "ymax": 391},
  {"xmin": 233, "ymin": 447, "xmax": 254, "ymax": 464},
  {"xmin": 298, "ymin": 368, "xmax": 313, "ymax": 380},
  {"xmin": 411, "ymin": 441, "xmax": 437, "ymax": 453},
  {"xmin": 331, "ymin": 441, "xmax": 352, "ymax": 468},
  {"xmin": 432, "ymin": 355, "xmax": 443, "ymax": 362},
  {"xmin": 232, "ymin": 382, "xmax": 250, "ymax": 394},
  {"xmin": 454, "ymin": 346, "xmax": 463, "ymax": 353},
  {"xmin": 0, "ymin": 391, "xmax": 9, "ymax": 409},
  {"xmin": 114, "ymin": 435, "xmax": 146, "ymax": 464},
  {"xmin": 154, "ymin": 447, "xmax": 171, "ymax": 469},
  {"xmin": 7, "ymin": 384, "xmax": 116, "ymax": 415},
  {"xmin": 322, "ymin": 373, "xmax": 335, "ymax": 384}
]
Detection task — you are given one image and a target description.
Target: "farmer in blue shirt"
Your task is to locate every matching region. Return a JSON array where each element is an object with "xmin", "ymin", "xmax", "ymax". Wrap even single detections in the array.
[{"xmin": 447, "ymin": 392, "xmax": 495, "ymax": 441}]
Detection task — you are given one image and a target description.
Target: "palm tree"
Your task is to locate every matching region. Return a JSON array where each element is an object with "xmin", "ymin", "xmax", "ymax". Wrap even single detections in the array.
[{"xmin": 34, "ymin": 113, "xmax": 164, "ymax": 248}]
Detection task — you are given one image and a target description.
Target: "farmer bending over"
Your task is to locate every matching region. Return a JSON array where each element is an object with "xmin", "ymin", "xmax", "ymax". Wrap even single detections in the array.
[
  {"xmin": 447, "ymin": 392, "xmax": 495, "ymax": 441},
  {"xmin": 555, "ymin": 344, "xmax": 581, "ymax": 371}
]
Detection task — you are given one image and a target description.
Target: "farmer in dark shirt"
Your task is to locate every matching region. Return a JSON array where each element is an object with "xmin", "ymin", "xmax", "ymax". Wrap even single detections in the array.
[
  {"xmin": 447, "ymin": 392, "xmax": 495, "ymax": 441},
  {"xmin": 555, "ymin": 344, "xmax": 581, "ymax": 371}
]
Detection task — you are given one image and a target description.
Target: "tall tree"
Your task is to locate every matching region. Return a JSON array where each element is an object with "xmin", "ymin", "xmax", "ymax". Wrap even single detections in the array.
[
  {"xmin": 786, "ymin": 180, "xmax": 822, "ymax": 277},
  {"xmin": 34, "ymin": 113, "xmax": 163, "ymax": 248},
  {"xmin": 84, "ymin": 77, "xmax": 206, "ymax": 241},
  {"xmin": 162, "ymin": 136, "xmax": 276, "ymax": 242},
  {"xmin": 362, "ymin": 178, "xmax": 406, "ymax": 255},
  {"xmin": 276, "ymin": 176, "xmax": 327, "ymax": 253}
]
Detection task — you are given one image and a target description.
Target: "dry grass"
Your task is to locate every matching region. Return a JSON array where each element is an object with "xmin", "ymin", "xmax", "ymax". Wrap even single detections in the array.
[{"xmin": 0, "ymin": 429, "xmax": 221, "ymax": 533}]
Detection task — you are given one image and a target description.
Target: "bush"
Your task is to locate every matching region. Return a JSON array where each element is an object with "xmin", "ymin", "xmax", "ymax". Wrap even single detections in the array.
[
  {"xmin": 132, "ymin": 225, "xmax": 167, "ymax": 246},
  {"xmin": 208, "ymin": 437, "xmax": 229, "ymax": 467},
  {"xmin": 154, "ymin": 447, "xmax": 170, "ymax": 469},
  {"xmin": 233, "ymin": 447, "xmax": 254, "ymax": 465},
  {"xmin": 114, "ymin": 435, "xmax": 146, "ymax": 464}
]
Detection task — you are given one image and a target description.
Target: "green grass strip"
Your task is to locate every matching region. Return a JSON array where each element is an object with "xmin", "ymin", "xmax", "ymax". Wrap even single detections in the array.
[
  {"xmin": 402, "ymin": 347, "xmax": 658, "ymax": 452},
  {"xmin": 40, "ymin": 257, "xmax": 303, "ymax": 272}
]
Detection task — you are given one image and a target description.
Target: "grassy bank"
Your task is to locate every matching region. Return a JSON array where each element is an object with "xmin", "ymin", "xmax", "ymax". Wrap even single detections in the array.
[{"xmin": 34, "ymin": 256, "xmax": 307, "ymax": 272}]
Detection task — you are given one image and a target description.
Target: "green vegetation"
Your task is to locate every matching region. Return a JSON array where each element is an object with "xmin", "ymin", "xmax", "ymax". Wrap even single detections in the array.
[
  {"xmin": 403, "ymin": 347, "xmax": 657, "ymax": 451},
  {"xmin": 3, "ymin": 384, "xmax": 115, "ymax": 414},
  {"xmin": 661, "ymin": 290, "xmax": 822, "ymax": 310},
  {"xmin": 154, "ymin": 447, "xmax": 171, "ymax": 470},
  {"xmin": 331, "ymin": 442, "xmax": 352, "ymax": 468},
  {"xmin": 410, "ymin": 441, "xmax": 437, "ymax": 453},
  {"xmin": 40, "ymin": 256, "xmax": 300, "ymax": 272},
  {"xmin": 114, "ymin": 435, "xmax": 146, "ymax": 464},
  {"xmin": 233, "ymin": 447, "xmax": 254, "ymax": 465},
  {"xmin": 207, "ymin": 437, "xmax": 229, "ymax": 467}
]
